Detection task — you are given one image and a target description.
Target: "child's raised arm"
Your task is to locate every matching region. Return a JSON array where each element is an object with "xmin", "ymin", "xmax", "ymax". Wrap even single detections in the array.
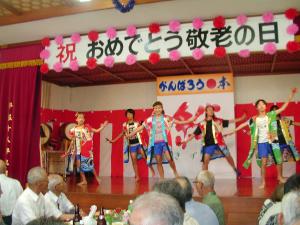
[
  {"xmin": 228, "ymin": 112, "xmax": 247, "ymax": 124},
  {"xmin": 275, "ymin": 88, "xmax": 298, "ymax": 115},
  {"xmin": 224, "ymin": 120, "xmax": 249, "ymax": 137},
  {"xmin": 92, "ymin": 120, "xmax": 109, "ymax": 133},
  {"xmin": 106, "ymin": 131, "xmax": 124, "ymax": 143}
]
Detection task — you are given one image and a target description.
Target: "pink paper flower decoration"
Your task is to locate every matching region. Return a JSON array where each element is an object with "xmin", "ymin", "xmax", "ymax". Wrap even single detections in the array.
[
  {"xmin": 69, "ymin": 60, "xmax": 79, "ymax": 71},
  {"xmin": 169, "ymin": 20, "xmax": 181, "ymax": 32},
  {"xmin": 71, "ymin": 33, "xmax": 81, "ymax": 43},
  {"xmin": 53, "ymin": 62, "xmax": 63, "ymax": 72},
  {"xmin": 169, "ymin": 50, "xmax": 181, "ymax": 61},
  {"xmin": 104, "ymin": 56, "xmax": 115, "ymax": 68},
  {"xmin": 287, "ymin": 24, "xmax": 299, "ymax": 35},
  {"xmin": 106, "ymin": 27, "xmax": 117, "ymax": 40},
  {"xmin": 55, "ymin": 35, "xmax": 64, "ymax": 45},
  {"xmin": 262, "ymin": 12, "xmax": 274, "ymax": 23},
  {"xmin": 192, "ymin": 48, "xmax": 204, "ymax": 60},
  {"xmin": 126, "ymin": 25, "xmax": 137, "ymax": 37},
  {"xmin": 236, "ymin": 14, "xmax": 248, "ymax": 26},
  {"xmin": 126, "ymin": 54, "xmax": 137, "ymax": 65},
  {"xmin": 263, "ymin": 42, "xmax": 277, "ymax": 55},
  {"xmin": 238, "ymin": 49, "xmax": 250, "ymax": 58},
  {"xmin": 192, "ymin": 18, "xmax": 204, "ymax": 29},
  {"xmin": 40, "ymin": 49, "xmax": 50, "ymax": 59}
]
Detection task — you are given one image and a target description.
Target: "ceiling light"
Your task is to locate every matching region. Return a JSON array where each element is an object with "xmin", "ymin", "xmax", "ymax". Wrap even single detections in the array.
[{"xmin": 78, "ymin": 0, "xmax": 92, "ymax": 2}]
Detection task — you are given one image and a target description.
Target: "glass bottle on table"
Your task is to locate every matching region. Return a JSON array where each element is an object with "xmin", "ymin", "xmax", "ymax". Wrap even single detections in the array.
[
  {"xmin": 73, "ymin": 204, "xmax": 82, "ymax": 225},
  {"xmin": 97, "ymin": 207, "xmax": 107, "ymax": 225}
]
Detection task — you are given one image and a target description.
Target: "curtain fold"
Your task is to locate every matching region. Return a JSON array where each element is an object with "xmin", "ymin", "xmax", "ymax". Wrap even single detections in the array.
[{"xmin": 0, "ymin": 66, "xmax": 41, "ymax": 185}]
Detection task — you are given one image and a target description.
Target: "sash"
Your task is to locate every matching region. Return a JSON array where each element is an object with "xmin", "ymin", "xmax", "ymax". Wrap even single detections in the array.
[
  {"xmin": 147, "ymin": 115, "xmax": 173, "ymax": 165},
  {"xmin": 123, "ymin": 122, "xmax": 145, "ymax": 163}
]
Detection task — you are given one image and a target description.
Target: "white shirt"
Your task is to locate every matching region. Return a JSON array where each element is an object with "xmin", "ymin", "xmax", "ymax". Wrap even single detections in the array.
[
  {"xmin": 186, "ymin": 200, "xmax": 219, "ymax": 225},
  {"xmin": 12, "ymin": 188, "xmax": 62, "ymax": 225},
  {"xmin": 184, "ymin": 213, "xmax": 200, "ymax": 225},
  {"xmin": 258, "ymin": 200, "xmax": 281, "ymax": 225},
  {"xmin": 257, "ymin": 116, "xmax": 269, "ymax": 143},
  {"xmin": 0, "ymin": 174, "xmax": 23, "ymax": 216},
  {"xmin": 44, "ymin": 191, "xmax": 74, "ymax": 214}
]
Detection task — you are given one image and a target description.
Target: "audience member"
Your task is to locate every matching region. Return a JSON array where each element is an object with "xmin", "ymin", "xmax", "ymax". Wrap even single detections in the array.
[
  {"xmin": 12, "ymin": 167, "xmax": 62, "ymax": 225},
  {"xmin": 176, "ymin": 177, "xmax": 219, "ymax": 225},
  {"xmin": 45, "ymin": 175, "xmax": 74, "ymax": 214},
  {"xmin": 278, "ymin": 191, "xmax": 300, "ymax": 225},
  {"xmin": 153, "ymin": 179, "xmax": 199, "ymax": 225},
  {"xmin": 129, "ymin": 191, "xmax": 184, "ymax": 225},
  {"xmin": 195, "ymin": 171, "xmax": 225, "ymax": 225},
  {"xmin": 0, "ymin": 160, "xmax": 23, "ymax": 225}
]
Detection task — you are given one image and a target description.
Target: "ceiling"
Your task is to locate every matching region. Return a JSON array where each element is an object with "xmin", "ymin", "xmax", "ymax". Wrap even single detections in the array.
[
  {"xmin": 0, "ymin": 0, "xmax": 300, "ymax": 45},
  {"xmin": 1, "ymin": 0, "xmax": 300, "ymax": 87},
  {"xmin": 42, "ymin": 50, "xmax": 300, "ymax": 87}
]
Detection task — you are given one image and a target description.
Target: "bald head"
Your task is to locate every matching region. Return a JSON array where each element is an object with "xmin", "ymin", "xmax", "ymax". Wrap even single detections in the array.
[{"xmin": 0, "ymin": 159, "xmax": 6, "ymax": 174}]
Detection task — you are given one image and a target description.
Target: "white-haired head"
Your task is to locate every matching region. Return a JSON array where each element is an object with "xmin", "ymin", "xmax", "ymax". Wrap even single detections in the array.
[
  {"xmin": 27, "ymin": 167, "xmax": 48, "ymax": 194},
  {"xmin": 280, "ymin": 191, "xmax": 300, "ymax": 225},
  {"xmin": 48, "ymin": 174, "xmax": 63, "ymax": 192},
  {"xmin": 196, "ymin": 170, "xmax": 215, "ymax": 188},
  {"xmin": 129, "ymin": 191, "xmax": 184, "ymax": 225},
  {"xmin": 27, "ymin": 167, "xmax": 47, "ymax": 185}
]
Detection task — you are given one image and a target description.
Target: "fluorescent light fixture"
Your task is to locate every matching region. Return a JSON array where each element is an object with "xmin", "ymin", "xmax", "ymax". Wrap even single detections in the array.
[{"xmin": 79, "ymin": 0, "xmax": 92, "ymax": 2}]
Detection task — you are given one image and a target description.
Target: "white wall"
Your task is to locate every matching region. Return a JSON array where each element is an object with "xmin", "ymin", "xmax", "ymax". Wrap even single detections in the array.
[{"xmin": 44, "ymin": 73, "xmax": 300, "ymax": 111}]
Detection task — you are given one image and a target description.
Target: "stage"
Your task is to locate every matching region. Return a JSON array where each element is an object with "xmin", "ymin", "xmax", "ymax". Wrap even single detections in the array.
[{"xmin": 66, "ymin": 176, "xmax": 280, "ymax": 225}]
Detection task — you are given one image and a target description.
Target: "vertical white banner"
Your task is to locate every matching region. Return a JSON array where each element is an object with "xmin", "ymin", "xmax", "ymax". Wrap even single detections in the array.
[
  {"xmin": 99, "ymin": 123, "xmax": 112, "ymax": 177},
  {"xmin": 157, "ymin": 74, "xmax": 236, "ymax": 179}
]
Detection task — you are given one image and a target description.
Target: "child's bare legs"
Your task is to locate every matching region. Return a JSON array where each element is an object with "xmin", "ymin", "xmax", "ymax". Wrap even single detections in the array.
[
  {"xmin": 130, "ymin": 152, "xmax": 140, "ymax": 182},
  {"xmin": 92, "ymin": 169, "xmax": 101, "ymax": 184},
  {"xmin": 276, "ymin": 163, "xmax": 285, "ymax": 183},
  {"xmin": 76, "ymin": 159, "xmax": 87, "ymax": 185},
  {"xmin": 155, "ymin": 155, "xmax": 164, "ymax": 179},
  {"xmin": 225, "ymin": 154, "xmax": 241, "ymax": 176},
  {"xmin": 260, "ymin": 158, "xmax": 267, "ymax": 189},
  {"xmin": 164, "ymin": 151, "xmax": 179, "ymax": 178},
  {"xmin": 203, "ymin": 154, "xmax": 211, "ymax": 170},
  {"xmin": 140, "ymin": 149, "xmax": 155, "ymax": 177}
]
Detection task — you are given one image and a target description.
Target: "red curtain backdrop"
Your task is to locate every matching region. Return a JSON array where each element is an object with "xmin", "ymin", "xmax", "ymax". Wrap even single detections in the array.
[
  {"xmin": 41, "ymin": 108, "xmax": 153, "ymax": 178},
  {"xmin": 41, "ymin": 103, "xmax": 300, "ymax": 179},
  {"xmin": 0, "ymin": 44, "xmax": 42, "ymax": 63},
  {"xmin": 0, "ymin": 44, "xmax": 42, "ymax": 185}
]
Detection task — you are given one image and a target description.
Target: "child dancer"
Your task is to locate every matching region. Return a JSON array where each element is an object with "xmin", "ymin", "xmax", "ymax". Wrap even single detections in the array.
[
  {"xmin": 128, "ymin": 101, "xmax": 198, "ymax": 179},
  {"xmin": 182, "ymin": 105, "xmax": 246, "ymax": 176},
  {"xmin": 226, "ymin": 88, "xmax": 297, "ymax": 188},
  {"xmin": 106, "ymin": 109, "xmax": 155, "ymax": 182},
  {"xmin": 270, "ymin": 105, "xmax": 300, "ymax": 162},
  {"xmin": 69, "ymin": 112, "xmax": 108, "ymax": 186}
]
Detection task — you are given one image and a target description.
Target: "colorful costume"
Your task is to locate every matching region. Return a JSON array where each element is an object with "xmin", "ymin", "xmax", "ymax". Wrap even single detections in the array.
[
  {"xmin": 122, "ymin": 121, "xmax": 146, "ymax": 163},
  {"xmin": 69, "ymin": 124, "xmax": 94, "ymax": 172},
  {"xmin": 143, "ymin": 115, "xmax": 173, "ymax": 165},
  {"xmin": 276, "ymin": 118, "xmax": 299, "ymax": 162},
  {"xmin": 194, "ymin": 118, "xmax": 230, "ymax": 161},
  {"xmin": 244, "ymin": 111, "xmax": 282, "ymax": 169}
]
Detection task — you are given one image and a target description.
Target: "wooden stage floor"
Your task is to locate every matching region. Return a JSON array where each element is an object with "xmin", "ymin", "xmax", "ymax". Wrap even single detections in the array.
[{"xmin": 66, "ymin": 176, "xmax": 280, "ymax": 225}]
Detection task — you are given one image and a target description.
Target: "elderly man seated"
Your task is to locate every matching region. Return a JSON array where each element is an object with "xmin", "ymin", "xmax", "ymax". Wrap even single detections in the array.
[
  {"xmin": 45, "ymin": 174, "xmax": 74, "ymax": 214},
  {"xmin": 0, "ymin": 159, "xmax": 23, "ymax": 225},
  {"xmin": 129, "ymin": 191, "xmax": 184, "ymax": 225},
  {"xmin": 279, "ymin": 191, "xmax": 300, "ymax": 225},
  {"xmin": 12, "ymin": 167, "xmax": 71, "ymax": 225},
  {"xmin": 194, "ymin": 171, "xmax": 225, "ymax": 225}
]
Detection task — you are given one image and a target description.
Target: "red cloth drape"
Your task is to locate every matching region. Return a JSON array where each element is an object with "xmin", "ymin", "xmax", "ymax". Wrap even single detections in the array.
[{"xmin": 0, "ymin": 66, "xmax": 41, "ymax": 185}]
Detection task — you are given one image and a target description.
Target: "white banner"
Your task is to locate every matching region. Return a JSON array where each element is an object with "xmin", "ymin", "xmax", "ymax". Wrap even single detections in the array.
[
  {"xmin": 157, "ymin": 74, "xmax": 236, "ymax": 179},
  {"xmin": 45, "ymin": 14, "xmax": 292, "ymax": 69}
]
